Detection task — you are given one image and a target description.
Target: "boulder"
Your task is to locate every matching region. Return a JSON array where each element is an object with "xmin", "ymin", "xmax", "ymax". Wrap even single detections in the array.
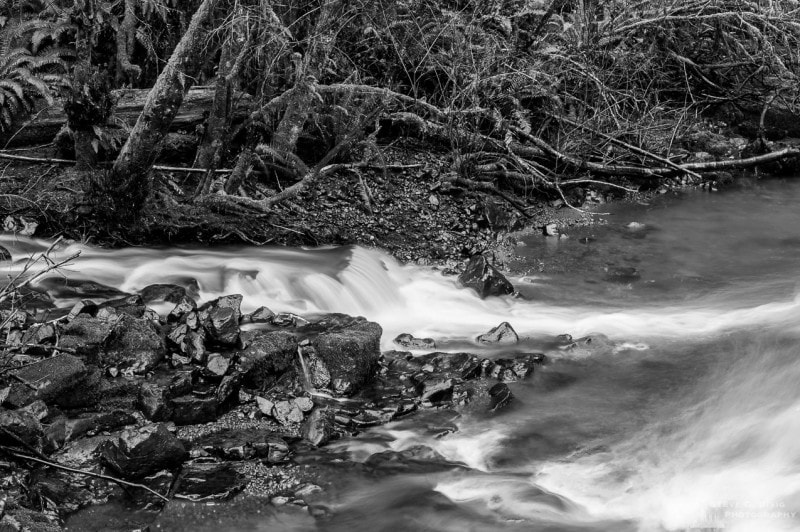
[
  {"xmin": 237, "ymin": 330, "xmax": 297, "ymax": 389},
  {"xmin": 476, "ymin": 322, "xmax": 519, "ymax": 345},
  {"xmin": 308, "ymin": 314, "xmax": 381, "ymax": 396},
  {"xmin": 139, "ymin": 284, "xmax": 189, "ymax": 304},
  {"xmin": 241, "ymin": 306, "xmax": 274, "ymax": 324},
  {"xmin": 4, "ymin": 354, "xmax": 101, "ymax": 408},
  {"xmin": 393, "ymin": 333, "xmax": 436, "ymax": 350},
  {"xmin": 58, "ymin": 314, "xmax": 115, "ymax": 358},
  {"xmin": 100, "ymin": 424, "xmax": 188, "ymax": 478},
  {"xmin": 103, "ymin": 314, "xmax": 166, "ymax": 373},
  {"xmin": 167, "ymin": 296, "xmax": 197, "ymax": 323},
  {"xmin": 457, "ymin": 255, "xmax": 514, "ymax": 298},
  {"xmin": 199, "ymin": 295, "xmax": 242, "ymax": 346},
  {"xmin": 272, "ymin": 400, "xmax": 303, "ymax": 426}
]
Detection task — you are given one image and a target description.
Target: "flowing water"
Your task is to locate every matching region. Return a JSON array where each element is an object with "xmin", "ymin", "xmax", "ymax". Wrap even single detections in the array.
[{"xmin": 7, "ymin": 177, "xmax": 800, "ymax": 531}]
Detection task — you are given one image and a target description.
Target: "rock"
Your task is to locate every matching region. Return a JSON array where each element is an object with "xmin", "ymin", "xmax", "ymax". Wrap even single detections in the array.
[
  {"xmin": 168, "ymin": 296, "xmax": 197, "ymax": 323},
  {"xmin": 37, "ymin": 277, "xmax": 127, "ymax": 301},
  {"xmin": 0, "ymin": 409, "xmax": 44, "ymax": 451},
  {"xmin": 255, "ymin": 396, "xmax": 274, "ymax": 416},
  {"xmin": 272, "ymin": 400, "xmax": 304, "ymax": 426},
  {"xmin": 98, "ymin": 295, "xmax": 146, "ymax": 318},
  {"xmin": 193, "ymin": 428, "xmax": 290, "ymax": 462},
  {"xmin": 237, "ymin": 330, "xmax": 297, "ymax": 389},
  {"xmin": 169, "ymin": 395, "xmax": 219, "ymax": 425},
  {"xmin": 21, "ymin": 323, "xmax": 56, "ymax": 347},
  {"xmin": 457, "ymin": 255, "xmax": 514, "ymax": 299},
  {"xmin": 302, "ymin": 408, "xmax": 335, "ymax": 447},
  {"xmin": 103, "ymin": 314, "xmax": 166, "ymax": 373},
  {"xmin": 0, "ymin": 244, "xmax": 10, "ymax": 261},
  {"xmin": 271, "ymin": 312, "xmax": 309, "ymax": 327},
  {"xmin": 544, "ymin": 223, "xmax": 559, "ymax": 236},
  {"xmin": 100, "ymin": 424, "xmax": 188, "ymax": 478},
  {"xmin": 139, "ymin": 284, "xmax": 188, "ymax": 304},
  {"xmin": 293, "ymin": 396, "xmax": 313, "ymax": 412},
  {"xmin": 216, "ymin": 373, "xmax": 241, "ymax": 406},
  {"xmin": 206, "ymin": 354, "xmax": 230, "ymax": 377},
  {"xmin": 58, "ymin": 314, "xmax": 115, "ymax": 358},
  {"xmin": 300, "ymin": 347, "xmax": 331, "ymax": 389},
  {"xmin": 308, "ymin": 315, "xmax": 381, "ymax": 396},
  {"xmin": 240, "ymin": 306, "xmax": 274, "ymax": 324},
  {"xmin": 418, "ymin": 378, "xmax": 454, "ymax": 404},
  {"xmin": 138, "ymin": 383, "xmax": 170, "ymax": 421},
  {"xmin": 59, "ymin": 411, "xmax": 137, "ymax": 443},
  {"xmin": 173, "ymin": 461, "xmax": 246, "ymax": 501},
  {"xmin": 5, "ymin": 354, "xmax": 101, "ymax": 408},
  {"xmin": 476, "ymin": 322, "xmax": 519, "ymax": 345},
  {"xmin": 488, "ymin": 382, "xmax": 512, "ymax": 412},
  {"xmin": 393, "ymin": 333, "xmax": 436, "ymax": 350},
  {"xmin": 199, "ymin": 295, "xmax": 242, "ymax": 346}
]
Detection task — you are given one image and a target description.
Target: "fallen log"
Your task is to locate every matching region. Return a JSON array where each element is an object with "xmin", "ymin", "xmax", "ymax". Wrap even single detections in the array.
[{"xmin": 2, "ymin": 87, "xmax": 253, "ymax": 148}]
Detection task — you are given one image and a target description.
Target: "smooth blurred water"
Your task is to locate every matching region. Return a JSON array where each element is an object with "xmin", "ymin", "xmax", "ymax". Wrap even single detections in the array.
[{"xmin": 10, "ymin": 178, "xmax": 800, "ymax": 531}]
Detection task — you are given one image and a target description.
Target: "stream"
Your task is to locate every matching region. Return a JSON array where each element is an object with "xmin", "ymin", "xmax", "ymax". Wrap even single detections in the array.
[{"xmin": 5, "ymin": 177, "xmax": 800, "ymax": 531}]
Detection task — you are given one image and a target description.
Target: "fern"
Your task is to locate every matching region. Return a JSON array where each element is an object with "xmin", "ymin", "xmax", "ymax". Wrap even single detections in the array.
[{"xmin": 0, "ymin": 40, "xmax": 68, "ymax": 133}]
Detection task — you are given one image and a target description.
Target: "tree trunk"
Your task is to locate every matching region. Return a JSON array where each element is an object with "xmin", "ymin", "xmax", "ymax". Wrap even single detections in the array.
[{"xmin": 108, "ymin": 0, "xmax": 220, "ymax": 214}]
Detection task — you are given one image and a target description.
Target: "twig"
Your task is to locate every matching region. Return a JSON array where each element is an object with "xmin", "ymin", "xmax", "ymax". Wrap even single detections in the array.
[{"xmin": 0, "ymin": 446, "xmax": 169, "ymax": 502}]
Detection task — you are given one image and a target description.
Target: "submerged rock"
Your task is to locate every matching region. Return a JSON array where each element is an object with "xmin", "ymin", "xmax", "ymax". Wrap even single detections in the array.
[
  {"xmin": 476, "ymin": 322, "xmax": 519, "ymax": 345},
  {"xmin": 457, "ymin": 255, "xmax": 514, "ymax": 298},
  {"xmin": 139, "ymin": 284, "xmax": 189, "ymax": 304},
  {"xmin": 393, "ymin": 333, "xmax": 436, "ymax": 350},
  {"xmin": 100, "ymin": 423, "xmax": 188, "ymax": 478}
]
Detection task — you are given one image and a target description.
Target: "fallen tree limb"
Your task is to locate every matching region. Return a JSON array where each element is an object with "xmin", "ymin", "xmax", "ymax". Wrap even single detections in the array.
[{"xmin": 0, "ymin": 152, "xmax": 233, "ymax": 174}]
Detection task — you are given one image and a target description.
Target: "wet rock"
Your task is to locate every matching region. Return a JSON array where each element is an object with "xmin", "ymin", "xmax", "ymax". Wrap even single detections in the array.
[
  {"xmin": 28, "ymin": 469, "xmax": 95, "ymax": 515},
  {"xmin": 302, "ymin": 408, "xmax": 335, "ymax": 447},
  {"xmin": 309, "ymin": 315, "xmax": 381, "ymax": 396},
  {"xmin": 271, "ymin": 312, "xmax": 309, "ymax": 327},
  {"xmin": 240, "ymin": 306, "xmax": 274, "ymax": 324},
  {"xmin": 169, "ymin": 395, "xmax": 219, "ymax": 425},
  {"xmin": 393, "ymin": 333, "xmax": 436, "ymax": 350},
  {"xmin": 476, "ymin": 322, "xmax": 519, "ymax": 345},
  {"xmin": 37, "ymin": 277, "xmax": 127, "ymax": 301},
  {"xmin": 138, "ymin": 383, "xmax": 170, "ymax": 421},
  {"xmin": 58, "ymin": 314, "xmax": 115, "ymax": 358},
  {"xmin": 139, "ymin": 284, "xmax": 188, "ymax": 304},
  {"xmin": 173, "ymin": 461, "xmax": 246, "ymax": 501},
  {"xmin": 199, "ymin": 295, "xmax": 242, "ymax": 346},
  {"xmin": 103, "ymin": 314, "xmax": 166, "ymax": 373},
  {"xmin": 193, "ymin": 428, "xmax": 290, "ymax": 462},
  {"xmin": 488, "ymin": 382, "xmax": 512, "ymax": 412},
  {"xmin": 0, "ymin": 409, "xmax": 44, "ymax": 450},
  {"xmin": 0, "ymin": 507, "xmax": 60, "ymax": 532},
  {"xmin": 100, "ymin": 423, "xmax": 188, "ymax": 478},
  {"xmin": 168, "ymin": 296, "xmax": 197, "ymax": 323},
  {"xmin": 301, "ymin": 347, "xmax": 331, "ymax": 390},
  {"xmin": 98, "ymin": 294, "xmax": 146, "ymax": 318},
  {"xmin": 5, "ymin": 354, "xmax": 101, "ymax": 408},
  {"xmin": 216, "ymin": 373, "xmax": 241, "ymax": 406},
  {"xmin": 544, "ymin": 223, "xmax": 559, "ymax": 237},
  {"xmin": 417, "ymin": 378, "xmax": 454, "ymax": 404},
  {"xmin": 53, "ymin": 411, "xmax": 137, "ymax": 446},
  {"xmin": 0, "ymin": 244, "xmax": 10, "ymax": 261},
  {"xmin": 457, "ymin": 255, "xmax": 514, "ymax": 299},
  {"xmin": 238, "ymin": 330, "xmax": 297, "ymax": 389}
]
